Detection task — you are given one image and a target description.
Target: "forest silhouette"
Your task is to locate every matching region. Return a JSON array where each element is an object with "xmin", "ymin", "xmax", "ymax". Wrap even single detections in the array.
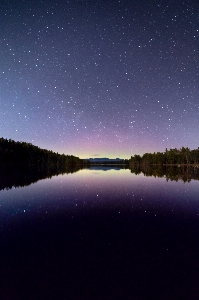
[
  {"xmin": 130, "ymin": 147, "xmax": 199, "ymax": 166},
  {"xmin": 0, "ymin": 137, "xmax": 84, "ymax": 168}
]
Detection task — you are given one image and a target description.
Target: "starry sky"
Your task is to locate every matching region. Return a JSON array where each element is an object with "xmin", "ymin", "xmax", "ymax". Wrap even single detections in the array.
[{"xmin": 0, "ymin": 0, "xmax": 199, "ymax": 159}]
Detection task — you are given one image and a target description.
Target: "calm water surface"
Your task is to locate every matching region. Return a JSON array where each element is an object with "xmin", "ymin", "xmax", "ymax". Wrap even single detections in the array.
[{"xmin": 0, "ymin": 167, "xmax": 199, "ymax": 299}]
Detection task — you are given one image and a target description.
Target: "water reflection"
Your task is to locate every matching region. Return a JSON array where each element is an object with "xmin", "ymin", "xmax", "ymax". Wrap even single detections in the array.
[
  {"xmin": 0, "ymin": 164, "xmax": 84, "ymax": 191},
  {"xmin": 1, "ymin": 164, "xmax": 199, "ymax": 191},
  {"xmin": 0, "ymin": 166, "xmax": 199, "ymax": 299},
  {"xmin": 130, "ymin": 165, "xmax": 199, "ymax": 182}
]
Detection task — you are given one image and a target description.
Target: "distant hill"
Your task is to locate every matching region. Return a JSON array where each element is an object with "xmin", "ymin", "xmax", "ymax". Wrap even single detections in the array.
[
  {"xmin": 88, "ymin": 158, "xmax": 120, "ymax": 162},
  {"xmin": 88, "ymin": 158, "xmax": 129, "ymax": 163}
]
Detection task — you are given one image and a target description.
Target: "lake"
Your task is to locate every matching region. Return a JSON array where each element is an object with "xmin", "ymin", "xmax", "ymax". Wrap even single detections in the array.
[{"xmin": 0, "ymin": 166, "xmax": 199, "ymax": 300}]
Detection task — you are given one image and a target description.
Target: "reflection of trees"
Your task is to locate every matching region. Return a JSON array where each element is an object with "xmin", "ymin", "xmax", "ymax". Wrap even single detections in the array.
[
  {"xmin": 0, "ymin": 164, "xmax": 84, "ymax": 191},
  {"xmin": 130, "ymin": 165, "xmax": 199, "ymax": 182},
  {"xmin": 2, "ymin": 164, "xmax": 198, "ymax": 190}
]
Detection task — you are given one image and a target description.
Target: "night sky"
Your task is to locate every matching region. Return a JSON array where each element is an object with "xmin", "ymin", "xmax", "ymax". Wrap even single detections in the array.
[{"xmin": 1, "ymin": 0, "xmax": 199, "ymax": 159}]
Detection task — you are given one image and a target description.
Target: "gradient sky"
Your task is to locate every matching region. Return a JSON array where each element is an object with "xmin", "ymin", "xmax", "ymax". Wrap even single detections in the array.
[{"xmin": 0, "ymin": 0, "xmax": 199, "ymax": 158}]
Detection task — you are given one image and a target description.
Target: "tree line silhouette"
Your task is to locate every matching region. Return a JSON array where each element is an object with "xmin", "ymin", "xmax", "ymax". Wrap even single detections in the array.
[
  {"xmin": 130, "ymin": 147, "xmax": 199, "ymax": 166},
  {"xmin": 0, "ymin": 137, "xmax": 83, "ymax": 168},
  {"xmin": 1, "ymin": 138, "xmax": 199, "ymax": 170}
]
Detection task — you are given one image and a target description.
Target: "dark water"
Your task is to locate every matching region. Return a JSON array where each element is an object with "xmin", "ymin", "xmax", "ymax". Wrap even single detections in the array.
[{"xmin": 0, "ymin": 167, "xmax": 199, "ymax": 300}]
